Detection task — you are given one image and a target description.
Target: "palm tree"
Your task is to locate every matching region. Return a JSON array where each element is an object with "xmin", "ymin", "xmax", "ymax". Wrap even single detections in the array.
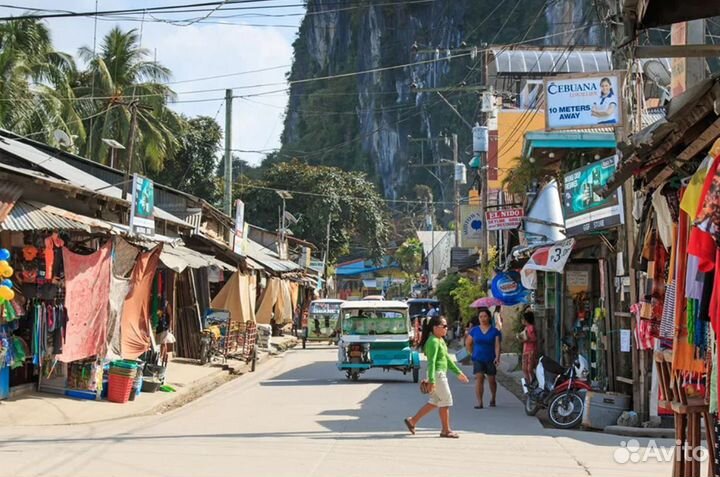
[
  {"xmin": 0, "ymin": 19, "xmax": 82, "ymax": 146},
  {"xmin": 75, "ymin": 27, "xmax": 183, "ymax": 173}
]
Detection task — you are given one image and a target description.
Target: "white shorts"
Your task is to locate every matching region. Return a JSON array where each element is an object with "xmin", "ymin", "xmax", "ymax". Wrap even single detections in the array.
[{"xmin": 428, "ymin": 371, "xmax": 453, "ymax": 407}]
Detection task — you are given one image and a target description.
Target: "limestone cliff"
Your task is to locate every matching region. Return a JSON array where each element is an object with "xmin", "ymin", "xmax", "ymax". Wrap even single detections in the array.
[{"xmin": 278, "ymin": 0, "xmax": 603, "ymax": 199}]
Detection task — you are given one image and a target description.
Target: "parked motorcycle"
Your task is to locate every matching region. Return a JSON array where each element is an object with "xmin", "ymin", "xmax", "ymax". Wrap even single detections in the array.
[{"xmin": 521, "ymin": 337, "xmax": 591, "ymax": 429}]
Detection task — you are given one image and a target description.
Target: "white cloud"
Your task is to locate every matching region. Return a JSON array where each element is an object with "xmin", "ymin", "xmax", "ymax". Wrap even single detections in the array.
[{"xmin": 0, "ymin": 0, "xmax": 302, "ymax": 166}]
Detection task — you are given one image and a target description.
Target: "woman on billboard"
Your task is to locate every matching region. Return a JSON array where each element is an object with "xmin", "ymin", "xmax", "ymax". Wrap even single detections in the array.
[{"xmin": 590, "ymin": 77, "xmax": 617, "ymax": 124}]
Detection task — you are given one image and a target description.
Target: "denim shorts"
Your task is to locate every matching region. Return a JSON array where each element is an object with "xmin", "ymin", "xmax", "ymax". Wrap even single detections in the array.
[{"xmin": 473, "ymin": 360, "xmax": 497, "ymax": 376}]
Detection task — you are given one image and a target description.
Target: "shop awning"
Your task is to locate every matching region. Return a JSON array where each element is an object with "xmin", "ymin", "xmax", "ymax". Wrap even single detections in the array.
[
  {"xmin": 603, "ymin": 75, "xmax": 720, "ymax": 195},
  {"xmin": 159, "ymin": 245, "xmax": 235, "ymax": 273},
  {"xmin": 490, "ymin": 48, "xmax": 612, "ymax": 74},
  {"xmin": 0, "ymin": 201, "xmax": 98, "ymax": 232},
  {"xmin": 110, "ymin": 223, "xmax": 235, "ymax": 273},
  {"xmin": 245, "ymin": 239, "xmax": 301, "ymax": 274}
]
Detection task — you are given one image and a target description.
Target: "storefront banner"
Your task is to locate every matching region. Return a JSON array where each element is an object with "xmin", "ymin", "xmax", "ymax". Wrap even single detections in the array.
[
  {"xmin": 562, "ymin": 156, "xmax": 624, "ymax": 236},
  {"xmin": 459, "ymin": 204, "xmax": 484, "ymax": 248},
  {"xmin": 521, "ymin": 238, "xmax": 575, "ymax": 289},
  {"xmin": 129, "ymin": 174, "xmax": 155, "ymax": 236},
  {"xmin": 490, "ymin": 271, "xmax": 530, "ymax": 305},
  {"xmin": 544, "ymin": 72, "xmax": 623, "ymax": 130},
  {"xmin": 486, "ymin": 208, "xmax": 523, "ymax": 231},
  {"xmin": 233, "ymin": 199, "xmax": 245, "ymax": 255}
]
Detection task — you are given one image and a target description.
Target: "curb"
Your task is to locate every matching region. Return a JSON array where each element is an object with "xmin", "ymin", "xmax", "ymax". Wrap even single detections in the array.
[
  {"xmin": 149, "ymin": 338, "xmax": 298, "ymax": 415},
  {"xmin": 13, "ymin": 339, "xmax": 299, "ymax": 427},
  {"xmin": 603, "ymin": 425, "xmax": 676, "ymax": 439}
]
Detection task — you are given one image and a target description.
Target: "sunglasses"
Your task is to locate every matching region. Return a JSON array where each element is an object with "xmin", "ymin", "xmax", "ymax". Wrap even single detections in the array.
[{"xmin": 435, "ymin": 324, "xmax": 448, "ymax": 329}]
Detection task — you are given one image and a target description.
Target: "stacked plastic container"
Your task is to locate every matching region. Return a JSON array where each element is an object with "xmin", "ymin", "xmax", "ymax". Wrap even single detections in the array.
[{"xmin": 107, "ymin": 361, "xmax": 138, "ymax": 403}]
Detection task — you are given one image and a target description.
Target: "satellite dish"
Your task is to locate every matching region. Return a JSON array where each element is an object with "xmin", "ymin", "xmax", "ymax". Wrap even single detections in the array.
[
  {"xmin": 284, "ymin": 210, "xmax": 299, "ymax": 225},
  {"xmin": 53, "ymin": 130, "xmax": 73, "ymax": 148},
  {"xmin": 643, "ymin": 60, "xmax": 671, "ymax": 88}
]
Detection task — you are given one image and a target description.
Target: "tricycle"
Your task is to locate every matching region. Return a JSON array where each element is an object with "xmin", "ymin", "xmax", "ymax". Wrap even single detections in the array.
[
  {"xmin": 302, "ymin": 299, "xmax": 343, "ymax": 349},
  {"xmin": 336, "ymin": 300, "xmax": 420, "ymax": 382}
]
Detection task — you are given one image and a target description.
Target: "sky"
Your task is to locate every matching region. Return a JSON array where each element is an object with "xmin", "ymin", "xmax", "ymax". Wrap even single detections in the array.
[{"xmin": 0, "ymin": 1, "xmax": 304, "ymax": 166}]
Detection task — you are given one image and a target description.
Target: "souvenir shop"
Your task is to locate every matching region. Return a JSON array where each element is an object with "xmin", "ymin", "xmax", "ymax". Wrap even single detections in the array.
[
  {"xmin": 0, "ymin": 226, "xmax": 180, "ymax": 403},
  {"xmin": 611, "ymin": 74, "xmax": 720, "ymax": 476},
  {"xmin": 517, "ymin": 131, "xmax": 629, "ymax": 394}
]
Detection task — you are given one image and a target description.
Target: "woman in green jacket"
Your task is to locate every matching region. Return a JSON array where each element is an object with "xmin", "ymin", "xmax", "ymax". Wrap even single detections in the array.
[{"xmin": 405, "ymin": 315, "xmax": 469, "ymax": 438}]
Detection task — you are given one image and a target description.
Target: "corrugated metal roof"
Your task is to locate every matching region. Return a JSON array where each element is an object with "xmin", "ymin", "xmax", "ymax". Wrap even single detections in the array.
[
  {"xmin": 491, "ymin": 49, "xmax": 612, "ymax": 74},
  {"xmin": 245, "ymin": 239, "xmax": 301, "ymax": 273},
  {"xmin": 0, "ymin": 201, "xmax": 91, "ymax": 232},
  {"xmin": 0, "ymin": 135, "xmax": 191, "ymax": 228},
  {"xmin": 491, "ymin": 49, "xmax": 673, "ymax": 75}
]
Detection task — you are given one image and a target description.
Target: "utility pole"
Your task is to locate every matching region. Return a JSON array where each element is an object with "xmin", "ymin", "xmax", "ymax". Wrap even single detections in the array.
[
  {"xmin": 122, "ymin": 100, "xmax": 139, "ymax": 201},
  {"xmin": 452, "ymin": 133, "xmax": 459, "ymax": 248},
  {"xmin": 223, "ymin": 88, "xmax": 233, "ymax": 215},
  {"xmin": 323, "ymin": 212, "xmax": 332, "ymax": 297},
  {"xmin": 472, "ymin": 124, "xmax": 489, "ymax": 288}
]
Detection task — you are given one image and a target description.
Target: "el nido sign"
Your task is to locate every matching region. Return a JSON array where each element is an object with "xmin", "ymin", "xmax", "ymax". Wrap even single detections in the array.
[
  {"xmin": 485, "ymin": 208, "xmax": 523, "ymax": 231},
  {"xmin": 544, "ymin": 73, "xmax": 623, "ymax": 130}
]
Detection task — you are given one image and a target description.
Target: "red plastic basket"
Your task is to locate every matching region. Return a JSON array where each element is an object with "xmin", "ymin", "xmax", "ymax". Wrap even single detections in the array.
[{"xmin": 108, "ymin": 374, "xmax": 134, "ymax": 403}]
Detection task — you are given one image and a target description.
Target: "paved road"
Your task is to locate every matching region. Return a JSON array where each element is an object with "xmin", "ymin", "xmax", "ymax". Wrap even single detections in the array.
[{"xmin": 0, "ymin": 348, "xmax": 674, "ymax": 477}]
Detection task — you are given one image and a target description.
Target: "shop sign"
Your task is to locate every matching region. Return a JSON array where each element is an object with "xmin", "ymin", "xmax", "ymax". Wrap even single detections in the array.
[
  {"xmin": 490, "ymin": 271, "xmax": 530, "ymax": 306},
  {"xmin": 562, "ymin": 156, "xmax": 624, "ymax": 236},
  {"xmin": 459, "ymin": 204, "xmax": 484, "ymax": 247},
  {"xmin": 520, "ymin": 238, "xmax": 575, "ymax": 289},
  {"xmin": 233, "ymin": 199, "xmax": 245, "ymax": 255},
  {"xmin": 485, "ymin": 208, "xmax": 523, "ymax": 231},
  {"xmin": 129, "ymin": 174, "xmax": 155, "ymax": 236},
  {"xmin": 309, "ymin": 260, "xmax": 325, "ymax": 273},
  {"xmin": 544, "ymin": 72, "xmax": 623, "ymax": 130}
]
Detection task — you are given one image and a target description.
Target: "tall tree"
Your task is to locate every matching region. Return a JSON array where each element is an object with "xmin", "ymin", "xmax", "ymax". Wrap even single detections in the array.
[
  {"xmin": 151, "ymin": 115, "xmax": 222, "ymax": 202},
  {"xmin": 75, "ymin": 27, "xmax": 182, "ymax": 172},
  {"xmin": 0, "ymin": 19, "xmax": 82, "ymax": 146},
  {"xmin": 237, "ymin": 160, "xmax": 390, "ymax": 261}
]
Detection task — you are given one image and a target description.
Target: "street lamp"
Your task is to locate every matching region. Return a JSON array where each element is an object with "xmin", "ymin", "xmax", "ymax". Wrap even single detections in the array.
[
  {"xmin": 276, "ymin": 190, "xmax": 293, "ymax": 259},
  {"xmin": 101, "ymin": 138, "xmax": 125, "ymax": 169}
]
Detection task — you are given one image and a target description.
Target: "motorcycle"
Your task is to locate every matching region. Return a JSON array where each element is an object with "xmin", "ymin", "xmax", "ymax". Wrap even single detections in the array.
[{"xmin": 521, "ymin": 337, "xmax": 591, "ymax": 429}]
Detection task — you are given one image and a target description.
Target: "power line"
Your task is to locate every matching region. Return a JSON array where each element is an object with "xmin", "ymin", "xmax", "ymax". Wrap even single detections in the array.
[
  {"xmin": 237, "ymin": 181, "xmax": 459, "ymax": 206},
  {"xmin": 165, "ymin": 64, "xmax": 291, "ymax": 85}
]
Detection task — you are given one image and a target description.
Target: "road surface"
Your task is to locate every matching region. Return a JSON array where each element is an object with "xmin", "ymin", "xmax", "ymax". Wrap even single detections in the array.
[{"xmin": 0, "ymin": 347, "xmax": 674, "ymax": 476}]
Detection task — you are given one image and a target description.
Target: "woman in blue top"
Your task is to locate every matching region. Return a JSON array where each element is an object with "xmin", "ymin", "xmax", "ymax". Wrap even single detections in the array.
[{"xmin": 465, "ymin": 307, "xmax": 501, "ymax": 409}]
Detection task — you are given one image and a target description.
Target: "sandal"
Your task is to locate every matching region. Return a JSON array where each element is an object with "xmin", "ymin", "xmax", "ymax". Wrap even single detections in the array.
[
  {"xmin": 440, "ymin": 431, "xmax": 460, "ymax": 438},
  {"xmin": 404, "ymin": 418, "xmax": 416, "ymax": 435},
  {"xmin": 474, "ymin": 404, "xmax": 483, "ymax": 409}
]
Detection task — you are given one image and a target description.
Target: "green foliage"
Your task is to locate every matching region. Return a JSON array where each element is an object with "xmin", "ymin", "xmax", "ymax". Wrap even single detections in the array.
[
  {"xmin": 502, "ymin": 156, "xmax": 547, "ymax": 196},
  {"xmin": 450, "ymin": 276, "xmax": 486, "ymax": 323},
  {"xmin": 435, "ymin": 273, "xmax": 460, "ymax": 323},
  {"xmin": 75, "ymin": 27, "xmax": 182, "ymax": 173},
  {"xmin": 394, "ymin": 238, "xmax": 423, "ymax": 275},
  {"xmin": 150, "ymin": 116, "xmax": 222, "ymax": 202},
  {"xmin": 0, "ymin": 19, "xmax": 82, "ymax": 146},
  {"xmin": 236, "ymin": 160, "xmax": 390, "ymax": 261}
]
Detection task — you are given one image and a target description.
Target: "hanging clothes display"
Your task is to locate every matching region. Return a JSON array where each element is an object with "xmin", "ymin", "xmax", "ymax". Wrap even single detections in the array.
[
  {"xmin": 121, "ymin": 246, "xmax": 162, "ymax": 360},
  {"xmin": 673, "ymin": 188, "xmax": 706, "ymax": 374},
  {"xmin": 56, "ymin": 242, "xmax": 111, "ymax": 363}
]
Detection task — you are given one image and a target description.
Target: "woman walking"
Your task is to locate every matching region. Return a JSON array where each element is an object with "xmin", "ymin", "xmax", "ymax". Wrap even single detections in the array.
[
  {"xmin": 405, "ymin": 315, "xmax": 469, "ymax": 438},
  {"xmin": 466, "ymin": 307, "xmax": 501, "ymax": 409}
]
